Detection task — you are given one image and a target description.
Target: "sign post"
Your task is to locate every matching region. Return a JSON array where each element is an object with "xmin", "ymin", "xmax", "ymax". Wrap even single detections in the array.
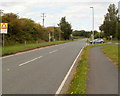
[
  {"xmin": 0, "ymin": 23, "xmax": 8, "ymax": 47},
  {"xmin": 110, "ymin": 35, "xmax": 112, "ymax": 42}
]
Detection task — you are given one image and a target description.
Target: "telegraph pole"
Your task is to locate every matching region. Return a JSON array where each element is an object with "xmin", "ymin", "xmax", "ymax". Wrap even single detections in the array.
[
  {"xmin": 0, "ymin": 10, "xmax": 4, "ymax": 47},
  {"xmin": 41, "ymin": 13, "xmax": 46, "ymax": 27},
  {"xmin": 0, "ymin": 10, "xmax": 3, "ymax": 96},
  {"xmin": 0, "ymin": 9, "xmax": 3, "ymax": 22}
]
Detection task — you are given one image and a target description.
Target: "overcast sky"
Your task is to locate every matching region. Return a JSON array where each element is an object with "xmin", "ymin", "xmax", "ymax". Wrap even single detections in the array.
[{"xmin": 0, "ymin": 0, "xmax": 119, "ymax": 31}]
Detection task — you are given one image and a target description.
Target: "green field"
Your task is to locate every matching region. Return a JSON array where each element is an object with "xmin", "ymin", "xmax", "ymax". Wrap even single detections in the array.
[
  {"xmin": 102, "ymin": 45, "xmax": 119, "ymax": 69},
  {"xmin": 2, "ymin": 41, "xmax": 69, "ymax": 56},
  {"xmin": 2, "ymin": 36, "xmax": 85, "ymax": 56},
  {"xmin": 67, "ymin": 46, "xmax": 90, "ymax": 94}
]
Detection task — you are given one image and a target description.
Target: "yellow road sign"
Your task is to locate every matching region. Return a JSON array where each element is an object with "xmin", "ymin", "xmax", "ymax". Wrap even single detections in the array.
[{"xmin": 0, "ymin": 23, "xmax": 8, "ymax": 34}]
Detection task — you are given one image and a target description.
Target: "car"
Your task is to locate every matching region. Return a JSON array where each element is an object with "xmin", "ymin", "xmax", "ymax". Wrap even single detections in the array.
[{"xmin": 90, "ymin": 38, "xmax": 104, "ymax": 44}]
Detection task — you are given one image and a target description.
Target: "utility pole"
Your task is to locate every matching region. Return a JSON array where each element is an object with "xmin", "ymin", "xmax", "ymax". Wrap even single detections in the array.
[
  {"xmin": 41, "ymin": 13, "xmax": 46, "ymax": 27},
  {"xmin": 0, "ymin": 9, "xmax": 3, "ymax": 23},
  {"xmin": 0, "ymin": 10, "xmax": 4, "ymax": 47},
  {"xmin": 118, "ymin": 1, "xmax": 120, "ymax": 22},
  {"xmin": 90, "ymin": 7, "xmax": 94, "ymax": 44}
]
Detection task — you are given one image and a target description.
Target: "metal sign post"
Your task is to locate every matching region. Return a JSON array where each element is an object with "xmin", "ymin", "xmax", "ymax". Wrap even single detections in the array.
[
  {"xmin": 3, "ymin": 34, "xmax": 4, "ymax": 47},
  {"xmin": 110, "ymin": 35, "xmax": 112, "ymax": 42}
]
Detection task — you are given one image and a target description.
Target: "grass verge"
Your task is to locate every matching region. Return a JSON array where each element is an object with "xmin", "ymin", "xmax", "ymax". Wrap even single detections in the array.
[
  {"xmin": 67, "ymin": 46, "xmax": 90, "ymax": 94},
  {"xmin": 66, "ymin": 43, "xmax": 113, "ymax": 94},
  {"xmin": 2, "ymin": 38, "xmax": 84, "ymax": 56},
  {"xmin": 102, "ymin": 45, "xmax": 119, "ymax": 70},
  {"xmin": 2, "ymin": 40, "xmax": 69, "ymax": 56}
]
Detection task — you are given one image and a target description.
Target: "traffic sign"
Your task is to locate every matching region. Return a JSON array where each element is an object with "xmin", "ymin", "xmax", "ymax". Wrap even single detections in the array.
[{"xmin": 0, "ymin": 23, "xmax": 8, "ymax": 34}]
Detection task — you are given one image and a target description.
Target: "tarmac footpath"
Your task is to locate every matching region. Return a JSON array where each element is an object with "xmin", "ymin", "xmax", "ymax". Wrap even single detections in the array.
[{"xmin": 87, "ymin": 46, "xmax": 118, "ymax": 94}]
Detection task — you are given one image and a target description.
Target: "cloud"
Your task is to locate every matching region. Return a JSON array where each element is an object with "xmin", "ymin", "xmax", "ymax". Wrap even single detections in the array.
[{"xmin": 0, "ymin": 0, "xmax": 119, "ymax": 31}]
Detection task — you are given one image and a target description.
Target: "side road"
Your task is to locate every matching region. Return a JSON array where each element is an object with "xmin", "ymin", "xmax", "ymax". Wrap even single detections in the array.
[{"xmin": 87, "ymin": 46, "xmax": 118, "ymax": 94}]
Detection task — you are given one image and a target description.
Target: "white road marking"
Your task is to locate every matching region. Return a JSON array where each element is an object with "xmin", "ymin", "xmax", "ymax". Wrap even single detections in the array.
[
  {"xmin": 2, "ymin": 44, "xmax": 62, "ymax": 59},
  {"xmin": 60, "ymin": 47, "xmax": 65, "ymax": 49},
  {"xmin": 7, "ymin": 68, "xmax": 10, "ymax": 71},
  {"xmin": 19, "ymin": 56, "xmax": 43, "ymax": 66},
  {"xmin": 49, "ymin": 50, "xmax": 58, "ymax": 54},
  {"xmin": 55, "ymin": 47, "xmax": 84, "ymax": 94}
]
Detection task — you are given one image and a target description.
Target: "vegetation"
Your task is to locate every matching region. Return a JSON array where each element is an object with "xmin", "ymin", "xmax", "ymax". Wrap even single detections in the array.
[
  {"xmin": 73, "ymin": 30, "xmax": 91, "ymax": 38},
  {"xmin": 67, "ymin": 43, "xmax": 113, "ymax": 94},
  {"xmin": 99, "ymin": 4, "xmax": 119, "ymax": 40},
  {"xmin": 102, "ymin": 45, "xmax": 119, "ymax": 69},
  {"xmin": 67, "ymin": 46, "xmax": 90, "ymax": 94},
  {"xmin": 2, "ymin": 40, "xmax": 69, "ymax": 56},
  {"xmin": 1, "ymin": 13, "xmax": 73, "ymax": 46},
  {"xmin": 58, "ymin": 17, "xmax": 72, "ymax": 40},
  {"xmin": 2, "ymin": 37, "xmax": 83, "ymax": 56}
]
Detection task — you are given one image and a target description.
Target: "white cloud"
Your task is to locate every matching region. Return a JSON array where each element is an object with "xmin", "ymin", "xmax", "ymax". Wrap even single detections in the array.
[{"xmin": 0, "ymin": 0, "xmax": 119, "ymax": 31}]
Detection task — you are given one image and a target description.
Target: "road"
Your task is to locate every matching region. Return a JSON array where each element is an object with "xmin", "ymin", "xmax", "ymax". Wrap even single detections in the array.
[
  {"xmin": 87, "ymin": 46, "xmax": 118, "ymax": 94},
  {"xmin": 2, "ymin": 39, "xmax": 86, "ymax": 94}
]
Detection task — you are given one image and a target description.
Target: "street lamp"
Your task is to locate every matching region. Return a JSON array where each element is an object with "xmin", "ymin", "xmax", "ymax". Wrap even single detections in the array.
[{"xmin": 90, "ymin": 7, "xmax": 94, "ymax": 44}]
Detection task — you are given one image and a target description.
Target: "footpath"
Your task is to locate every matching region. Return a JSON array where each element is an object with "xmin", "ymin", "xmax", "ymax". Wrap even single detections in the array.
[{"xmin": 87, "ymin": 46, "xmax": 118, "ymax": 94}]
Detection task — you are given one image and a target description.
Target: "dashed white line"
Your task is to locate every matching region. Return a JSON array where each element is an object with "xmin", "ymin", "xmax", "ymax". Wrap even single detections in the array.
[
  {"xmin": 60, "ymin": 47, "xmax": 65, "ymax": 49},
  {"xmin": 19, "ymin": 56, "xmax": 43, "ymax": 66},
  {"xmin": 49, "ymin": 50, "xmax": 58, "ymax": 54},
  {"xmin": 2, "ymin": 44, "xmax": 61, "ymax": 59},
  {"xmin": 7, "ymin": 68, "xmax": 10, "ymax": 71}
]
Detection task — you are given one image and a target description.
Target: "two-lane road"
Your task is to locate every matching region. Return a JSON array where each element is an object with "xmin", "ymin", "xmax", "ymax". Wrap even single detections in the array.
[{"xmin": 2, "ymin": 39, "xmax": 86, "ymax": 94}]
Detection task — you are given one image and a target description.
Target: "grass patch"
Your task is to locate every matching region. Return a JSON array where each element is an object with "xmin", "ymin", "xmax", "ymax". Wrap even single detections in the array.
[
  {"xmin": 102, "ymin": 45, "xmax": 119, "ymax": 70},
  {"xmin": 67, "ymin": 46, "xmax": 90, "ymax": 94},
  {"xmin": 66, "ymin": 43, "xmax": 113, "ymax": 94},
  {"xmin": 2, "ymin": 40, "xmax": 69, "ymax": 56},
  {"xmin": 2, "ymin": 38, "xmax": 84, "ymax": 56}
]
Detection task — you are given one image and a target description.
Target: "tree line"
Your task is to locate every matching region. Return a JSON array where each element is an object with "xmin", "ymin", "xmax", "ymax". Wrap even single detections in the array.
[
  {"xmin": 73, "ymin": 3, "xmax": 119, "ymax": 40},
  {"xmin": 99, "ymin": 3, "xmax": 119, "ymax": 40},
  {"xmin": 1, "ymin": 13, "xmax": 72, "ymax": 46}
]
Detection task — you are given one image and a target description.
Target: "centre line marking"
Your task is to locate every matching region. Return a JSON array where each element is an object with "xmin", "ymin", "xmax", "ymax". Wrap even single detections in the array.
[
  {"xmin": 19, "ymin": 56, "xmax": 43, "ymax": 66},
  {"xmin": 49, "ymin": 49, "xmax": 58, "ymax": 54},
  {"xmin": 7, "ymin": 68, "xmax": 10, "ymax": 71}
]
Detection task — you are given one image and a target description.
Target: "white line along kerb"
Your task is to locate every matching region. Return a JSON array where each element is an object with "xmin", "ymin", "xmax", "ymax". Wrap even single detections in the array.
[
  {"xmin": 19, "ymin": 56, "xmax": 43, "ymax": 66},
  {"xmin": 55, "ymin": 47, "xmax": 84, "ymax": 94}
]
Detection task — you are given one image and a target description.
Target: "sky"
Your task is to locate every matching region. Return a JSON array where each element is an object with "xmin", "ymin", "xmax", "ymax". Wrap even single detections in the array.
[{"xmin": 0, "ymin": 0, "xmax": 119, "ymax": 31}]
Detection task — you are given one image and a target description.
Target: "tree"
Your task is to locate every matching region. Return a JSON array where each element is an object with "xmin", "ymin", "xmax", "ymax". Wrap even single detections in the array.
[
  {"xmin": 99, "ymin": 4, "xmax": 118, "ymax": 39},
  {"xmin": 2, "ymin": 13, "xmax": 47, "ymax": 45},
  {"xmin": 58, "ymin": 17, "xmax": 72, "ymax": 40},
  {"xmin": 73, "ymin": 30, "xmax": 91, "ymax": 38}
]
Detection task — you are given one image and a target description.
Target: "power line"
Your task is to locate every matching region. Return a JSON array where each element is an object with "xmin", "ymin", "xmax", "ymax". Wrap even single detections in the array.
[{"xmin": 41, "ymin": 13, "xmax": 46, "ymax": 27}]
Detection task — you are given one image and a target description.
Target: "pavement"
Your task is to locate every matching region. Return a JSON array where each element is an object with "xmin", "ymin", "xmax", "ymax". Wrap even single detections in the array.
[
  {"xmin": 87, "ymin": 46, "xmax": 118, "ymax": 94},
  {"xmin": 2, "ymin": 39, "xmax": 86, "ymax": 94}
]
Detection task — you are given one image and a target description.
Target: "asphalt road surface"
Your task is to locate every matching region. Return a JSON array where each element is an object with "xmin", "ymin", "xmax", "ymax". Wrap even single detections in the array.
[
  {"xmin": 87, "ymin": 46, "xmax": 118, "ymax": 94},
  {"xmin": 2, "ymin": 39, "xmax": 86, "ymax": 94}
]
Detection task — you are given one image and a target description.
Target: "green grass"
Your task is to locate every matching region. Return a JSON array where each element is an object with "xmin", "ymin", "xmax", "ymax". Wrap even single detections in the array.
[
  {"xmin": 105, "ymin": 39, "xmax": 119, "ymax": 43},
  {"xmin": 2, "ymin": 37, "xmax": 85, "ymax": 56},
  {"xmin": 67, "ymin": 46, "xmax": 90, "ymax": 94},
  {"xmin": 66, "ymin": 43, "xmax": 114, "ymax": 94},
  {"xmin": 102, "ymin": 45, "xmax": 119, "ymax": 69},
  {"xmin": 2, "ymin": 41, "xmax": 69, "ymax": 56}
]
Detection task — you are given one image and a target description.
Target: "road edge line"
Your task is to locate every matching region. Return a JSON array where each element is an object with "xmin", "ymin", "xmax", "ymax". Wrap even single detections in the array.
[{"xmin": 55, "ymin": 47, "xmax": 84, "ymax": 94}]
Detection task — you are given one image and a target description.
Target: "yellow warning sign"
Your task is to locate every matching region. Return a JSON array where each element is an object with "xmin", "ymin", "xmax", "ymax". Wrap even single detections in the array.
[
  {"xmin": 0, "ymin": 23, "xmax": 8, "ymax": 34},
  {"xmin": 0, "ymin": 23, "xmax": 8, "ymax": 29}
]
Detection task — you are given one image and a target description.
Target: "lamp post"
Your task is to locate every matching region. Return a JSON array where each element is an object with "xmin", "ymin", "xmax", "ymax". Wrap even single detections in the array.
[{"xmin": 90, "ymin": 7, "xmax": 94, "ymax": 44}]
